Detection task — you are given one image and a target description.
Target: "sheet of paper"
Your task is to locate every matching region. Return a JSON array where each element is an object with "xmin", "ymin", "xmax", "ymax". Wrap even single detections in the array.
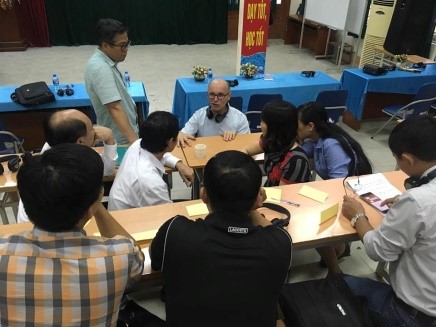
[
  {"xmin": 298, "ymin": 185, "xmax": 328, "ymax": 203},
  {"xmin": 346, "ymin": 173, "xmax": 401, "ymax": 200},
  {"xmin": 320, "ymin": 203, "xmax": 339, "ymax": 225},
  {"xmin": 186, "ymin": 203, "xmax": 209, "ymax": 216},
  {"xmin": 264, "ymin": 187, "xmax": 282, "ymax": 204}
]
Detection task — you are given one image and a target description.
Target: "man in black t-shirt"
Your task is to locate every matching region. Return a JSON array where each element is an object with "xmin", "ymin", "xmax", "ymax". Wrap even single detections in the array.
[{"xmin": 150, "ymin": 150, "xmax": 292, "ymax": 327}]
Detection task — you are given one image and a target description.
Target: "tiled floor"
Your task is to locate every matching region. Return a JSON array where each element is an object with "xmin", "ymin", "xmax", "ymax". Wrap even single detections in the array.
[{"xmin": 0, "ymin": 40, "xmax": 396, "ymax": 319}]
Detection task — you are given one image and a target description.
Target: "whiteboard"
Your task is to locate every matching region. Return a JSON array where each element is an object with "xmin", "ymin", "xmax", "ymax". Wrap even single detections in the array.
[
  {"xmin": 345, "ymin": 0, "xmax": 368, "ymax": 36},
  {"xmin": 305, "ymin": 0, "xmax": 350, "ymax": 30}
]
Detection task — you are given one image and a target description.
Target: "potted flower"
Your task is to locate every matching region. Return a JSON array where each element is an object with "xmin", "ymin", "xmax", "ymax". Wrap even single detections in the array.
[
  {"xmin": 240, "ymin": 63, "xmax": 258, "ymax": 78},
  {"xmin": 192, "ymin": 66, "xmax": 207, "ymax": 82},
  {"xmin": 394, "ymin": 54, "xmax": 407, "ymax": 67}
]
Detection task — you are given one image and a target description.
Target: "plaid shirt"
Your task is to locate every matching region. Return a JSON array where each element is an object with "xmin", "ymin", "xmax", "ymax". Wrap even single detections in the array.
[{"xmin": 0, "ymin": 227, "xmax": 144, "ymax": 326}]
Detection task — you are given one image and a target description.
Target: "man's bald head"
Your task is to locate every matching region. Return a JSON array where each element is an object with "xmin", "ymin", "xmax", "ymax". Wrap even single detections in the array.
[
  {"xmin": 208, "ymin": 78, "xmax": 230, "ymax": 94},
  {"xmin": 207, "ymin": 79, "xmax": 231, "ymax": 114},
  {"xmin": 43, "ymin": 109, "xmax": 95, "ymax": 147}
]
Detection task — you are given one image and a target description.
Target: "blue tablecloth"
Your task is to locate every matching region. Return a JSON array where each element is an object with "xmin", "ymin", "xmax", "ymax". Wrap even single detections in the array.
[
  {"xmin": 341, "ymin": 66, "xmax": 436, "ymax": 121},
  {"xmin": 172, "ymin": 72, "xmax": 341, "ymax": 127},
  {"xmin": 0, "ymin": 81, "xmax": 149, "ymax": 119}
]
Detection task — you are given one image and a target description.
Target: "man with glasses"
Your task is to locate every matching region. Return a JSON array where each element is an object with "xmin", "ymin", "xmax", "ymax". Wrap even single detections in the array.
[
  {"xmin": 178, "ymin": 78, "xmax": 250, "ymax": 147},
  {"xmin": 85, "ymin": 18, "xmax": 138, "ymax": 145}
]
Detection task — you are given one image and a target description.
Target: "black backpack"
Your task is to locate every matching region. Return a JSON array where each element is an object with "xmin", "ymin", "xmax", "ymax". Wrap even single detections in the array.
[{"xmin": 10, "ymin": 81, "xmax": 55, "ymax": 107}]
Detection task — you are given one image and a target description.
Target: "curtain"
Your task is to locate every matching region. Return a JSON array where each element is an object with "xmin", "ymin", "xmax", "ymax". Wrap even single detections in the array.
[
  {"xmin": 44, "ymin": 0, "xmax": 228, "ymax": 46},
  {"xmin": 16, "ymin": 0, "xmax": 50, "ymax": 47}
]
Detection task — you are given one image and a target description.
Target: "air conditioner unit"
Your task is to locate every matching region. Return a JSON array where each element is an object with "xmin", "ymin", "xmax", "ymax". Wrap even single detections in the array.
[{"xmin": 359, "ymin": 0, "xmax": 397, "ymax": 67}]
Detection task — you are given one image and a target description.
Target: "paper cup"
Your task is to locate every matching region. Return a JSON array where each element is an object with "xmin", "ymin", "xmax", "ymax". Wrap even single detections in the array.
[{"xmin": 195, "ymin": 144, "xmax": 207, "ymax": 159}]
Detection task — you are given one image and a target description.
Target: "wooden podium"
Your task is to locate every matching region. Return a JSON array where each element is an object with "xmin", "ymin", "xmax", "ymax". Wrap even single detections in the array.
[{"xmin": 0, "ymin": 6, "xmax": 27, "ymax": 52}]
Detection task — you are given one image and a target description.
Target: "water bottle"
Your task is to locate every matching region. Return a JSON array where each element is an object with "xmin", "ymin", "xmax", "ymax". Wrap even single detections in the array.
[
  {"xmin": 124, "ymin": 71, "xmax": 131, "ymax": 88},
  {"xmin": 52, "ymin": 74, "xmax": 59, "ymax": 91},
  {"xmin": 257, "ymin": 66, "xmax": 264, "ymax": 79},
  {"xmin": 207, "ymin": 68, "xmax": 213, "ymax": 81}
]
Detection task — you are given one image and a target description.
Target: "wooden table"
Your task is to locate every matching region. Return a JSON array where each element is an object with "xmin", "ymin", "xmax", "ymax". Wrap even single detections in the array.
[
  {"xmin": 176, "ymin": 133, "xmax": 262, "ymax": 169},
  {"xmin": 0, "ymin": 170, "xmax": 408, "ymax": 279},
  {"xmin": 372, "ymin": 45, "xmax": 436, "ymax": 67},
  {"xmin": 284, "ymin": 15, "xmax": 335, "ymax": 56}
]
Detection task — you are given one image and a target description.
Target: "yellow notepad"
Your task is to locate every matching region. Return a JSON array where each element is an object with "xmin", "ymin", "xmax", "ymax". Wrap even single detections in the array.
[
  {"xmin": 320, "ymin": 203, "xmax": 339, "ymax": 224},
  {"xmin": 186, "ymin": 203, "xmax": 209, "ymax": 216},
  {"xmin": 298, "ymin": 185, "xmax": 328, "ymax": 203},
  {"xmin": 264, "ymin": 187, "xmax": 282, "ymax": 204}
]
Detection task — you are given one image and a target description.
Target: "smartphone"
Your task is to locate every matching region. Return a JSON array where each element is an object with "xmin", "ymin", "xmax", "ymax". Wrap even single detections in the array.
[{"xmin": 359, "ymin": 192, "xmax": 389, "ymax": 214}]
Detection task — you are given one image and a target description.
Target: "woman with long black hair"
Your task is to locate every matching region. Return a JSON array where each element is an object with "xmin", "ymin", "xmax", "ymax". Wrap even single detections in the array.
[
  {"xmin": 244, "ymin": 99, "xmax": 311, "ymax": 186},
  {"xmin": 297, "ymin": 102, "xmax": 372, "ymax": 276},
  {"xmin": 297, "ymin": 102, "xmax": 372, "ymax": 180}
]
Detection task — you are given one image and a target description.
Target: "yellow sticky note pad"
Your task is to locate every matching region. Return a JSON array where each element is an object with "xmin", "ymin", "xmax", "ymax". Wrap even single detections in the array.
[
  {"xmin": 264, "ymin": 187, "xmax": 282, "ymax": 203},
  {"xmin": 320, "ymin": 203, "xmax": 339, "ymax": 225},
  {"xmin": 299, "ymin": 185, "xmax": 329, "ymax": 203},
  {"xmin": 186, "ymin": 203, "xmax": 209, "ymax": 216}
]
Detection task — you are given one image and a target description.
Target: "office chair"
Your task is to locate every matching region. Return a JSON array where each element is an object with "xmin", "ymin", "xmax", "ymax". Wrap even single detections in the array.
[
  {"xmin": 246, "ymin": 94, "xmax": 283, "ymax": 132},
  {"xmin": 229, "ymin": 96, "xmax": 243, "ymax": 111},
  {"xmin": 371, "ymin": 82, "xmax": 436, "ymax": 139},
  {"xmin": 315, "ymin": 90, "xmax": 348, "ymax": 123}
]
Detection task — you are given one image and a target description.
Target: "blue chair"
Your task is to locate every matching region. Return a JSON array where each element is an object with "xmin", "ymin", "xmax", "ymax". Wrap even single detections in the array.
[
  {"xmin": 246, "ymin": 94, "xmax": 283, "ymax": 132},
  {"xmin": 371, "ymin": 82, "xmax": 436, "ymax": 139},
  {"xmin": 315, "ymin": 90, "xmax": 348, "ymax": 123},
  {"xmin": 229, "ymin": 96, "xmax": 243, "ymax": 111}
]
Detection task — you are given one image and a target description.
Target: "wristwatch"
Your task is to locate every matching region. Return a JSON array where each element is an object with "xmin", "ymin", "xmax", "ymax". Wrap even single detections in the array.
[{"xmin": 350, "ymin": 213, "xmax": 367, "ymax": 228}]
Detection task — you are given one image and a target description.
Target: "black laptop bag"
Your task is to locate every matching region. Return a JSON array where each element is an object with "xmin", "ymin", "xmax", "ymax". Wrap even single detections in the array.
[
  {"xmin": 279, "ymin": 275, "xmax": 373, "ymax": 327},
  {"xmin": 11, "ymin": 81, "xmax": 55, "ymax": 107}
]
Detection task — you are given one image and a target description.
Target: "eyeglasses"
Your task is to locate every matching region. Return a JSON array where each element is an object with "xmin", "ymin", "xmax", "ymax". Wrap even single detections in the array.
[
  {"xmin": 109, "ymin": 40, "xmax": 131, "ymax": 51},
  {"xmin": 343, "ymin": 175, "xmax": 361, "ymax": 198},
  {"xmin": 208, "ymin": 92, "xmax": 229, "ymax": 100}
]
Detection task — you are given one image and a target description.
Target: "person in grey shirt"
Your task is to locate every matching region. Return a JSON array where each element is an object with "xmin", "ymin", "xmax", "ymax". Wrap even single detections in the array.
[
  {"xmin": 342, "ymin": 116, "xmax": 436, "ymax": 326},
  {"xmin": 178, "ymin": 79, "xmax": 250, "ymax": 147},
  {"xmin": 85, "ymin": 18, "xmax": 138, "ymax": 145}
]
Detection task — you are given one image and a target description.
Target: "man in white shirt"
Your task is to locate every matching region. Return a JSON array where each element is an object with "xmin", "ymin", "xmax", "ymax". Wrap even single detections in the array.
[
  {"xmin": 341, "ymin": 116, "xmax": 436, "ymax": 326},
  {"xmin": 177, "ymin": 78, "xmax": 250, "ymax": 147},
  {"xmin": 17, "ymin": 109, "xmax": 117, "ymax": 223},
  {"xmin": 108, "ymin": 111, "xmax": 194, "ymax": 211}
]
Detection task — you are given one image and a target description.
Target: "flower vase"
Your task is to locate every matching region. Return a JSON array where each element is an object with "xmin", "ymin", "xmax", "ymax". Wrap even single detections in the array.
[
  {"xmin": 244, "ymin": 74, "xmax": 254, "ymax": 79},
  {"xmin": 194, "ymin": 76, "xmax": 205, "ymax": 82}
]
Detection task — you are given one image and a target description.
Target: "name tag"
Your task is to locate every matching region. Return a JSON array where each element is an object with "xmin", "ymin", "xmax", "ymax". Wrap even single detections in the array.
[{"xmin": 228, "ymin": 227, "xmax": 248, "ymax": 234}]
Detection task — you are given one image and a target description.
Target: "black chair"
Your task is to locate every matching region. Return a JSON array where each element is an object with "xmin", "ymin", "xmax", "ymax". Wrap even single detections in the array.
[
  {"xmin": 0, "ymin": 130, "xmax": 24, "ymax": 224},
  {"xmin": 0, "ymin": 131, "xmax": 25, "ymax": 155},
  {"xmin": 371, "ymin": 82, "xmax": 436, "ymax": 139},
  {"xmin": 229, "ymin": 96, "xmax": 243, "ymax": 111},
  {"xmin": 246, "ymin": 94, "xmax": 283, "ymax": 132},
  {"xmin": 315, "ymin": 90, "xmax": 348, "ymax": 123}
]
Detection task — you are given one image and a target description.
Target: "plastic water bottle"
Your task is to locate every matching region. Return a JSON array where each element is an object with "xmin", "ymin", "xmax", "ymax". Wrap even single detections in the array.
[
  {"xmin": 52, "ymin": 74, "xmax": 59, "ymax": 91},
  {"xmin": 207, "ymin": 68, "xmax": 213, "ymax": 81},
  {"xmin": 257, "ymin": 66, "xmax": 264, "ymax": 79},
  {"xmin": 124, "ymin": 71, "xmax": 131, "ymax": 88}
]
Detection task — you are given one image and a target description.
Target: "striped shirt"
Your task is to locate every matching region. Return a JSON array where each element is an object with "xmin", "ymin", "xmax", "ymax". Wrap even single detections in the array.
[
  {"xmin": 261, "ymin": 139, "xmax": 311, "ymax": 186},
  {"xmin": 0, "ymin": 227, "xmax": 144, "ymax": 327}
]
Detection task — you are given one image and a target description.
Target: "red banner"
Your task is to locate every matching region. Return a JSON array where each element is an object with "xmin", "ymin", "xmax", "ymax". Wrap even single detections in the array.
[{"xmin": 240, "ymin": 0, "xmax": 270, "ymax": 58}]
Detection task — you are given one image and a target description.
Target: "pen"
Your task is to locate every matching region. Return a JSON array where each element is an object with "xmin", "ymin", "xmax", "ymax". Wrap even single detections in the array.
[{"xmin": 271, "ymin": 198, "xmax": 300, "ymax": 207}]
